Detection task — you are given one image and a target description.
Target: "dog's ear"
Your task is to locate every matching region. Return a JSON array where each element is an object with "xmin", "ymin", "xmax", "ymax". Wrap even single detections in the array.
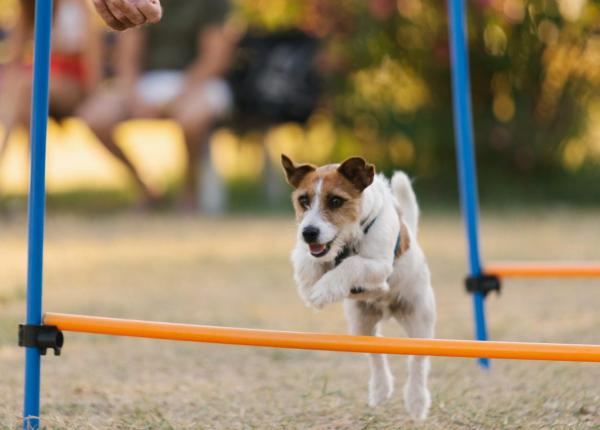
[
  {"xmin": 281, "ymin": 154, "xmax": 316, "ymax": 188},
  {"xmin": 337, "ymin": 157, "xmax": 375, "ymax": 191}
]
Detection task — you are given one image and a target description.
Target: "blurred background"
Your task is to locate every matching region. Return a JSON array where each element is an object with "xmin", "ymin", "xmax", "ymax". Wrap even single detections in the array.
[
  {"xmin": 1, "ymin": 2, "xmax": 599, "ymax": 427},
  {"xmin": 0, "ymin": 0, "xmax": 599, "ymax": 214}
]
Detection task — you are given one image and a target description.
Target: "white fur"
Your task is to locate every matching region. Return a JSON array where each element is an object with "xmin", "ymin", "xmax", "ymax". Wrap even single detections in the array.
[
  {"xmin": 298, "ymin": 179, "xmax": 338, "ymax": 246},
  {"xmin": 291, "ymin": 170, "xmax": 436, "ymax": 421}
]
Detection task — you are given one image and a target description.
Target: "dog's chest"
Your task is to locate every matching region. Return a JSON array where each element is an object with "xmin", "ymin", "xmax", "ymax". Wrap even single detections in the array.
[{"xmin": 321, "ymin": 239, "xmax": 361, "ymax": 273}]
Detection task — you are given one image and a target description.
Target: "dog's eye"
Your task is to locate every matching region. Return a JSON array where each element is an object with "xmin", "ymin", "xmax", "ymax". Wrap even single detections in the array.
[
  {"xmin": 327, "ymin": 196, "xmax": 345, "ymax": 209},
  {"xmin": 298, "ymin": 195, "xmax": 310, "ymax": 209}
]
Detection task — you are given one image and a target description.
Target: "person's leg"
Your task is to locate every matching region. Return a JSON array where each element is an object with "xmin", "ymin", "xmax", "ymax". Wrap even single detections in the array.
[
  {"xmin": 0, "ymin": 114, "xmax": 15, "ymax": 165},
  {"xmin": 170, "ymin": 79, "xmax": 231, "ymax": 210},
  {"xmin": 1, "ymin": 70, "xmax": 85, "ymax": 155},
  {"xmin": 0, "ymin": 72, "xmax": 33, "ymax": 201},
  {"xmin": 0, "ymin": 70, "xmax": 32, "ymax": 163},
  {"xmin": 77, "ymin": 87, "xmax": 159, "ymax": 204},
  {"xmin": 48, "ymin": 75, "xmax": 85, "ymax": 120},
  {"xmin": 176, "ymin": 111, "xmax": 214, "ymax": 210},
  {"xmin": 0, "ymin": 124, "xmax": 13, "ymax": 188}
]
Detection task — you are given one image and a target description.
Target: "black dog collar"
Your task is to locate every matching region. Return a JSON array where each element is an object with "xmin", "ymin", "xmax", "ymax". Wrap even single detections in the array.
[{"xmin": 334, "ymin": 216, "xmax": 402, "ymax": 268}]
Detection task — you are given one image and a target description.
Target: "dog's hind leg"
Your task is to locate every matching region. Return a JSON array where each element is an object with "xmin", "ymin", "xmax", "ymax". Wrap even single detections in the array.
[
  {"xmin": 344, "ymin": 299, "xmax": 393, "ymax": 407},
  {"xmin": 393, "ymin": 293, "xmax": 435, "ymax": 421}
]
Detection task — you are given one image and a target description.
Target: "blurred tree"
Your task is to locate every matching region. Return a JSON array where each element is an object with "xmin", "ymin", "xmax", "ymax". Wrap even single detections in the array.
[
  {"xmin": 1, "ymin": 0, "xmax": 599, "ymax": 205},
  {"xmin": 235, "ymin": 0, "xmax": 600, "ymax": 184}
]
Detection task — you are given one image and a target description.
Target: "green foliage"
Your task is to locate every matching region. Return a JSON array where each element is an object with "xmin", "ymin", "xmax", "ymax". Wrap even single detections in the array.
[{"xmin": 237, "ymin": 0, "xmax": 600, "ymax": 186}]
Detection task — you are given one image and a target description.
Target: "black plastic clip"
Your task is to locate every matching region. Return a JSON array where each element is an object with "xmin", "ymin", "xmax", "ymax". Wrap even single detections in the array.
[
  {"xmin": 18, "ymin": 324, "xmax": 64, "ymax": 356},
  {"xmin": 465, "ymin": 274, "xmax": 501, "ymax": 298}
]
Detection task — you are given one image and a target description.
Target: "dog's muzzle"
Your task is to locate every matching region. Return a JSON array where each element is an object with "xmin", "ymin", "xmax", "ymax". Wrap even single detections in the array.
[{"xmin": 308, "ymin": 241, "xmax": 333, "ymax": 257}]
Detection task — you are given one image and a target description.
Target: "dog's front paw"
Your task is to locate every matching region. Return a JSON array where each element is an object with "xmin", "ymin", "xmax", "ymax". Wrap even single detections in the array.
[
  {"xmin": 369, "ymin": 369, "xmax": 394, "ymax": 407},
  {"xmin": 403, "ymin": 381, "xmax": 431, "ymax": 421},
  {"xmin": 307, "ymin": 285, "xmax": 335, "ymax": 309},
  {"xmin": 307, "ymin": 277, "xmax": 345, "ymax": 309}
]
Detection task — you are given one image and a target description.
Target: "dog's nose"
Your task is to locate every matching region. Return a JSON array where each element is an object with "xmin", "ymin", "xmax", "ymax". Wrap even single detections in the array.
[{"xmin": 302, "ymin": 226, "xmax": 320, "ymax": 243}]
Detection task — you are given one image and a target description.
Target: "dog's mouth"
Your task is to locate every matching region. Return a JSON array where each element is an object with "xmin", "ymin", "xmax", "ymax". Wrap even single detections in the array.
[{"xmin": 308, "ymin": 241, "xmax": 332, "ymax": 257}]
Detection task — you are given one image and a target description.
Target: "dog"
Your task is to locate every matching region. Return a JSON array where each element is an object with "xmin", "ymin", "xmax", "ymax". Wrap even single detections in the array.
[{"xmin": 281, "ymin": 154, "xmax": 436, "ymax": 421}]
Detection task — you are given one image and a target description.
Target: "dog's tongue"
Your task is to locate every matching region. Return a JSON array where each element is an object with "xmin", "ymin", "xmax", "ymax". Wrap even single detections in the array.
[{"xmin": 309, "ymin": 243, "xmax": 326, "ymax": 254}]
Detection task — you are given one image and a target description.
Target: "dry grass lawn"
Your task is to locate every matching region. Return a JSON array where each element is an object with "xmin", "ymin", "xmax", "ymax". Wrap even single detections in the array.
[{"xmin": 0, "ymin": 209, "xmax": 599, "ymax": 429}]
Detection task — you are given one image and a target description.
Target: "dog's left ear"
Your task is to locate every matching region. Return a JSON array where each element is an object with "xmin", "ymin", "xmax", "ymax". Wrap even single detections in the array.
[
  {"xmin": 281, "ymin": 154, "xmax": 316, "ymax": 188},
  {"xmin": 338, "ymin": 157, "xmax": 375, "ymax": 191}
]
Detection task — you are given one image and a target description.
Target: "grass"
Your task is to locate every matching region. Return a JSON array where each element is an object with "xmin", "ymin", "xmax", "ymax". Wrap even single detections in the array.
[{"xmin": 0, "ymin": 209, "xmax": 599, "ymax": 429}]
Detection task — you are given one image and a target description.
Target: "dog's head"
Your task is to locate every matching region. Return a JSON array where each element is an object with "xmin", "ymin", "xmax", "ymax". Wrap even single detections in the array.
[{"xmin": 281, "ymin": 154, "xmax": 375, "ymax": 261}]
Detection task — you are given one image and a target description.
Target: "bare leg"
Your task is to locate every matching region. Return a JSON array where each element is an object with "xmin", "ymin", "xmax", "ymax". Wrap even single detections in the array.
[
  {"xmin": 0, "ymin": 124, "xmax": 11, "ymax": 164},
  {"xmin": 0, "ymin": 102, "xmax": 20, "ymax": 162},
  {"xmin": 0, "ymin": 125, "xmax": 12, "ymax": 198},
  {"xmin": 344, "ymin": 299, "xmax": 394, "ymax": 407},
  {"xmin": 393, "ymin": 293, "xmax": 435, "ymax": 421},
  {"xmin": 93, "ymin": 125, "xmax": 157, "ymax": 198},
  {"xmin": 0, "ymin": 72, "xmax": 31, "ymax": 166},
  {"xmin": 170, "ymin": 78, "xmax": 232, "ymax": 211},
  {"xmin": 78, "ymin": 90, "xmax": 159, "ymax": 205},
  {"xmin": 174, "ymin": 104, "xmax": 215, "ymax": 211},
  {"xmin": 183, "ymin": 138, "xmax": 201, "ymax": 210},
  {"xmin": 49, "ymin": 76, "xmax": 85, "ymax": 120},
  {"xmin": 0, "ymin": 73, "xmax": 33, "ymax": 199}
]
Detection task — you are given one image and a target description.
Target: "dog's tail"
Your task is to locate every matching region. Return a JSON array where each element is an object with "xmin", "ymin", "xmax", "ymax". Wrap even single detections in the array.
[{"xmin": 391, "ymin": 171, "xmax": 419, "ymax": 236}]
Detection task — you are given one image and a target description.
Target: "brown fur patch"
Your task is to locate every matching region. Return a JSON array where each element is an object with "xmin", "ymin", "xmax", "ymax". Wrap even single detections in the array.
[
  {"xmin": 291, "ymin": 170, "xmax": 319, "ymax": 222},
  {"xmin": 337, "ymin": 157, "xmax": 375, "ymax": 191},
  {"xmin": 389, "ymin": 297, "xmax": 413, "ymax": 316},
  {"xmin": 319, "ymin": 169, "xmax": 362, "ymax": 227},
  {"xmin": 396, "ymin": 221, "xmax": 411, "ymax": 257},
  {"xmin": 291, "ymin": 165, "xmax": 364, "ymax": 227},
  {"xmin": 281, "ymin": 155, "xmax": 316, "ymax": 188},
  {"xmin": 357, "ymin": 300, "xmax": 385, "ymax": 319}
]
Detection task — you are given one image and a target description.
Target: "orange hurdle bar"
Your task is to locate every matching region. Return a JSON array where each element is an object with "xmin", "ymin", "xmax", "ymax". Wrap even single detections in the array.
[
  {"xmin": 485, "ymin": 262, "xmax": 600, "ymax": 278},
  {"xmin": 44, "ymin": 313, "xmax": 600, "ymax": 363}
]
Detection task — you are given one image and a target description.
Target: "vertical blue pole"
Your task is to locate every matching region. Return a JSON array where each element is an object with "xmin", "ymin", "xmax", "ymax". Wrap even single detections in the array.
[
  {"xmin": 23, "ymin": 0, "xmax": 53, "ymax": 428},
  {"xmin": 447, "ymin": 0, "xmax": 490, "ymax": 368}
]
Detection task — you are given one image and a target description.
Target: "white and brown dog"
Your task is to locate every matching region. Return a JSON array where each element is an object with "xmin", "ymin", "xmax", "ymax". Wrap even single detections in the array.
[{"xmin": 282, "ymin": 154, "xmax": 436, "ymax": 421}]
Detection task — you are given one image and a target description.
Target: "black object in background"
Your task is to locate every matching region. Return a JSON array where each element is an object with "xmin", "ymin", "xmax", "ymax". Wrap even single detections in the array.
[{"xmin": 228, "ymin": 30, "xmax": 321, "ymax": 126}]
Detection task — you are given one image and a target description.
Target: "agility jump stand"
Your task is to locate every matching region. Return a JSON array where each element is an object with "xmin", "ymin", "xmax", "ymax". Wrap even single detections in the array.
[
  {"xmin": 21, "ymin": 0, "xmax": 54, "ymax": 428},
  {"xmin": 448, "ymin": 0, "xmax": 600, "ymax": 367},
  {"xmin": 447, "ymin": 0, "xmax": 493, "ymax": 368},
  {"xmin": 18, "ymin": 0, "xmax": 600, "ymax": 428}
]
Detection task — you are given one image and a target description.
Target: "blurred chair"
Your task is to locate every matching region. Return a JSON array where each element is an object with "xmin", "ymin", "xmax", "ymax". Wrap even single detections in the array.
[
  {"xmin": 200, "ymin": 30, "xmax": 321, "ymax": 213},
  {"xmin": 78, "ymin": 0, "xmax": 234, "ymax": 211}
]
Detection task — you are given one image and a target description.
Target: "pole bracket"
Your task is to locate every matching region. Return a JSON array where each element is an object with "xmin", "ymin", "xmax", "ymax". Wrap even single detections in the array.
[
  {"xmin": 465, "ymin": 274, "xmax": 501, "ymax": 298},
  {"xmin": 19, "ymin": 324, "xmax": 63, "ymax": 356}
]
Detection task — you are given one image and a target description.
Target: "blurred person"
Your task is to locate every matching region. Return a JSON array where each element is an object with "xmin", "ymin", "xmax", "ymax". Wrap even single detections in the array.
[
  {"xmin": 79, "ymin": 0, "xmax": 235, "ymax": 209},
  {"xmin": 0, "ymin": 0, "xmax": 102, "ymax": 167},
  {"xmin": 92, "ymin": 0, "xmax": 162, "ymax": 31}
]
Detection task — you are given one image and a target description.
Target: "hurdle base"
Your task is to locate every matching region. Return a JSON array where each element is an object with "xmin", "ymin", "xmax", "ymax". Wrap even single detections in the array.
[
  {"xmin": 19, "ymin": 324, "xmax": 64, "ymax": 356},
  {"xmin": 465, "ymin": 274, "xmax": 501, "ymax": 298}
]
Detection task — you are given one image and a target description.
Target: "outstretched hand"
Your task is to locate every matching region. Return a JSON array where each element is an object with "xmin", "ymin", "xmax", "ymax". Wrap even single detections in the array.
[{"xmin": 93, "ymin": 0, "xmax": 162, "ymax": 31}]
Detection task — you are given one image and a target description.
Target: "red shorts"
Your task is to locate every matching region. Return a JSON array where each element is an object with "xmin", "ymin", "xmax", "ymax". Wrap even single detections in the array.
[
  {"xmin": 50, "ymin": 54, "xmax": 86, "ymax": 85},
  {"xmin": 23, "ymin": 53, "xmax": 86, "ymax": 85}
]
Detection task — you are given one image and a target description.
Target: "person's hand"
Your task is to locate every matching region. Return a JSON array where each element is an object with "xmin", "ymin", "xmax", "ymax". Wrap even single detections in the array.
[{"xmin": 93, "ymin": 0, "xmax": 162, "ymax": 31}]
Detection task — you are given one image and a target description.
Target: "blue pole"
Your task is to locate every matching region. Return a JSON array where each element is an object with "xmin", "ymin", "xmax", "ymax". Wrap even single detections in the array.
[
  {"xmin": 447, "ymin": 0, "xmax": 490, "ymax": 368},
  {"xmin": 23, "ymin": 0, "xmax": 53, "ymax": 428}
]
